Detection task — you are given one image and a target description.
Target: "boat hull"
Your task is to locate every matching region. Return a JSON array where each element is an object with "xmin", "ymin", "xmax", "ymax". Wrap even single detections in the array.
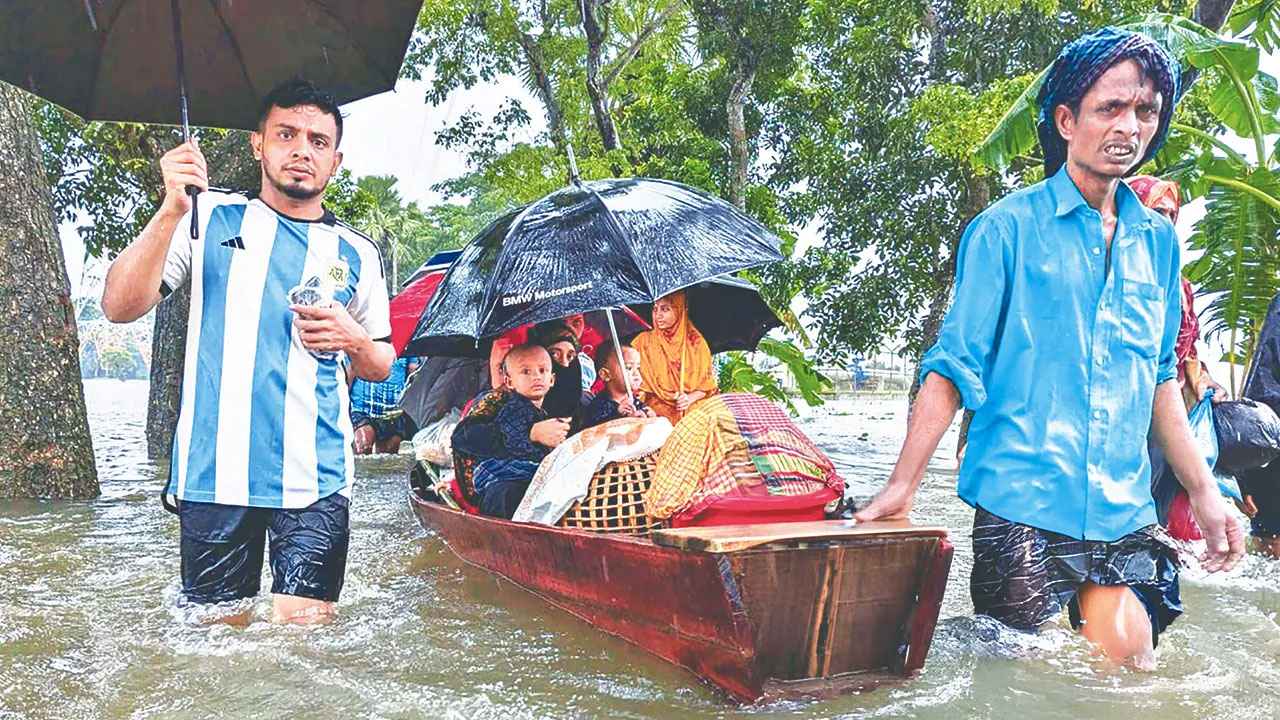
[{"xmin": 410, "ymin": 493, "xmax": 952, "ymax": 703}]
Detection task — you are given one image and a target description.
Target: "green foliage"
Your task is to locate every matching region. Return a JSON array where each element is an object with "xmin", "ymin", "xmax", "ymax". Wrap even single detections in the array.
[
  {"xmin": 1228, "ymin": 0, "xmax": 1280, "ymax": 52},
  {"xmin": 717, "ymin": 339, "xmax": 833, "ymax": 414},
  {"xmin": 913, "ymin": 74, "xmax": 1038, "ymax": 172},
  {"xmin": 35, "ymin": 104, "xmax": 258, "ymax": 259},
  {"xmin": 757, "ymin": 338, "xmax": 832, "ymax": 407},
  {"xmin": 324, "ymin": 169, "xmax": 378, "ymax": 228},
  {"xmin": 98, "ymin": 347, "xmax": 142, "ymax": 380},
  {"xmin": 717, "ymin": 352, "xmax": 795, "ymax": 410}
]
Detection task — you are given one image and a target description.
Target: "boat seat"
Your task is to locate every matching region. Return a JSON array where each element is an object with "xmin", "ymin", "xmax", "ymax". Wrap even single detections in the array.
[{"xmin": 651, "ymin": 519, "xmax": 948, "ymax": 553}]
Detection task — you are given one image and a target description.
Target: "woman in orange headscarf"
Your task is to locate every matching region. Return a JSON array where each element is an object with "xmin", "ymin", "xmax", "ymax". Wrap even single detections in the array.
[{"xmin": 632, "ymin": 290, "xmax": 717, "ymax": 425}]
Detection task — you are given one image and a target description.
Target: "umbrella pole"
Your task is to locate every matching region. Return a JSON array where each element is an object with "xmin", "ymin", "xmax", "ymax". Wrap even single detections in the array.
[
  {"xmin": 170, "ymin": 0, "xmax": 199, "ymax": 239},
  {"xmin": 605, "ymin": 308, "xmax": 634, "ymax": 401}
]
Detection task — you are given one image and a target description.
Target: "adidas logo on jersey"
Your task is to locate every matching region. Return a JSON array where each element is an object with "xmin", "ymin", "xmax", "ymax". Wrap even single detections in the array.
[{"xmin": 219, "ymin": 236, "xmax": 245, "ymax": 250}]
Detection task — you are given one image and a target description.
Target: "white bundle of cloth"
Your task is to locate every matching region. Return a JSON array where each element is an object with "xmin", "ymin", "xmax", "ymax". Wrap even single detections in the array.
[{"xmin": 512, "ymin": 416, "xmax": 673, "ymax": 525}]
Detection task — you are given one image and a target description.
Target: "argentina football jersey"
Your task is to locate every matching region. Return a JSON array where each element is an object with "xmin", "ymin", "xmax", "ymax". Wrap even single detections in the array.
[{"xmin": 159, "ymin": 189, "xmax": 391, "ymax": 509}]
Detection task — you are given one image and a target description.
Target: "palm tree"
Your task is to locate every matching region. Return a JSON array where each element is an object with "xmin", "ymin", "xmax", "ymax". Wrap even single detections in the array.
[{"xmin": 353, "ymin": 175, "xmax": 426, "ymax": 293}]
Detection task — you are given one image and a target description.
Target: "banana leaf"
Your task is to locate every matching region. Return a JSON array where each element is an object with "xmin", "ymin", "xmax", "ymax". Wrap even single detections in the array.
[
  {"xmin": 1228, "ymin": 0, "xmax": 1280, "ymax": 53},
  {"xmin": 1183, "ymin": 168, "xmax": 1280, "ymax": 387}
]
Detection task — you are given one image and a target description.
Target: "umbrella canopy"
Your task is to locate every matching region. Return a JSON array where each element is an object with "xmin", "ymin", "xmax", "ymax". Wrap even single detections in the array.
[
  {"xmin": 0, "ymin": 1, "xmax": 422, "ymax": 131},
  {"xmin": 411, "ymin": 177, "xmax": 784, "ymax": 356},
  {"xmin": 399, "ymin": 357, "xmax": 491, "ymax": 430},
  {"xmin": 629, "ymin": 275, "xmax": 782, "ymax": 354},
  {"xmin": 390, "ymin": 250, "xmax": 462, "ymax": 357}
]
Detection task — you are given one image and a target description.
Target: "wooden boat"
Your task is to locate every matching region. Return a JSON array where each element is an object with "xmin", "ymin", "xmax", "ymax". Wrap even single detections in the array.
[{"xmin": 409, "ymin": 490, "xmax": 954, "ymax": 703}]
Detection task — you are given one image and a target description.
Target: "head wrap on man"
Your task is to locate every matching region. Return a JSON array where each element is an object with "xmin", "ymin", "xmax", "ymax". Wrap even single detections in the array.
[{"xmin": 1036, "ymin": 27, "xmax": 1181, "ymax": 177}]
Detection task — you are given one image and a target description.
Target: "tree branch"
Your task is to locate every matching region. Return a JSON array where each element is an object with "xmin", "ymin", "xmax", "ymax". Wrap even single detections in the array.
[{"xmin": 603, "ymin": 2, "xmax": 681, "ymax": 90}]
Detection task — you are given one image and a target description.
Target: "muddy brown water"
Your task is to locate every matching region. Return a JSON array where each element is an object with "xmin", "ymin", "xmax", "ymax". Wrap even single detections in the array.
[{"xmin": 1, "ymin": 379, "xmax": 1278, "ymax": 719}]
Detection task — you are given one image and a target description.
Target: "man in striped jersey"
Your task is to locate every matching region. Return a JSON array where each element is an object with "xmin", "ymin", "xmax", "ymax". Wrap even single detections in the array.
[{"xmin": 102, "ymin": 79, "xmax": 394, "ymax": 624}]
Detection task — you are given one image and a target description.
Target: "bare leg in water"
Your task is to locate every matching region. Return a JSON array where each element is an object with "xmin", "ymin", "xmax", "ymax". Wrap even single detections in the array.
[{"xmin": 1076, "ymin": 582, "xmax": 1155, "ymax": 669}]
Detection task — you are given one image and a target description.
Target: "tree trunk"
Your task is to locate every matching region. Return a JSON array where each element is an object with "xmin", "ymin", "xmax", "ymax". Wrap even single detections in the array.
[
  {"xmin": 0, "ymin": 83, "xmax": 98, "ymax": 499},
  {"xmin": 726, "ymin": 64, "xmax": 757, "ymax": 209},
  {"xmin": 908, "ymin": 174, "xmax": 989, "ymax": 406},
  {"xmin": 1194, "ymin": 0, "xmax": 1237, "ymax": 33},
  {"xmin": 145, "ymin": 285, "xmax": 188, "ymax": 460},
  {"xmin": 581, "ymin": 0, "xmax": 622, "ymax": 152},
  {"xmin": 514, "ymin": 30, "xmax": 569, "ymax": 150}
]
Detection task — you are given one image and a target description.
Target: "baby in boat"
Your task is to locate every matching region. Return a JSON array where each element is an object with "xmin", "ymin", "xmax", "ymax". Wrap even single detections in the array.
[
  {"xmin": 579, "ymin": 338, "xmax": 654, "ymax": 430},
  {"xmin": 473, "ymin": 344, "xmax": 571, "ymax": 518}
]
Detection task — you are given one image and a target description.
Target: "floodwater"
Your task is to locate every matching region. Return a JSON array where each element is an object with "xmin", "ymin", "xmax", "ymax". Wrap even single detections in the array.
[{"xmin": 1, "ymin": 379, "xmax": 1278, "ymax": 719}]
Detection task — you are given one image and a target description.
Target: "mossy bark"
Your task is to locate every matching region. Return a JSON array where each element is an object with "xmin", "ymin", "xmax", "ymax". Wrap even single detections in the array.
[{"xmin": 0, "ymin": 83, "xmax": 98, "ymax": 499}]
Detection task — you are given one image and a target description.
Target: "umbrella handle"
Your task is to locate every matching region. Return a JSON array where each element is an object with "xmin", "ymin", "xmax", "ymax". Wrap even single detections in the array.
[
  {"xmin": 172, "ymin": 0, "xmax": 199, "ymax": 240},
  {"xmin": 606, "ymin": 308, "xmax": 634, "ymax": 400},
  {"xmin": 188, "ymin": 189, "xmax": 199, "ymax": 239}
]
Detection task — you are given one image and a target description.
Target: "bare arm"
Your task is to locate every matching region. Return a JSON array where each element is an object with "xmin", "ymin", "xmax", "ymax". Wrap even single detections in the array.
[
  {"xmin": 854, "ymin": 372, "xmax": 962, "ymax": 521},
  {"xmin": 101, "ymin": 140, "xmax": 208, "ymax": 322},
  {"xmin": 348, "ymin": 337, "xmax": 396, "ymax": 383},
  {"xmin": 1150, "ymin": 380, "xmax": 1244, "ymax": 571}
]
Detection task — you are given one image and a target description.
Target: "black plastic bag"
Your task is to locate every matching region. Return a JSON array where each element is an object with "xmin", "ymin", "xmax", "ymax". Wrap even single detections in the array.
[{"xmin": 1214, "ymin": 399, "xmax": 1280, "ymax": 475}]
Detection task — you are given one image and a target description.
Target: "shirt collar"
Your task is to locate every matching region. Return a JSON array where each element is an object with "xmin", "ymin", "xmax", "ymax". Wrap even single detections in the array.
[
  {"xmin": 1047, "ymin": 165, "xmax": 1154, "ymax": 229},
  {"xmin": 1049, "ymin": 164, "xmax": 1087, "ymax": 218}
]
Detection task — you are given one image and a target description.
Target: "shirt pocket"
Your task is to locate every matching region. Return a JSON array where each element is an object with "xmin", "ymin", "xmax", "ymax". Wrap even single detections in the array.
[{"xmin": 1119, "ymin": 280, "xmax": 1164, "ymax": 359}]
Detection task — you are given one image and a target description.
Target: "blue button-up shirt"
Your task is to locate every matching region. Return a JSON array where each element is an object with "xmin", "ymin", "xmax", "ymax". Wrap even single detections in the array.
[{"xmin": 920, "ymin": 166, "xmax": 1182, "ymax": 541}]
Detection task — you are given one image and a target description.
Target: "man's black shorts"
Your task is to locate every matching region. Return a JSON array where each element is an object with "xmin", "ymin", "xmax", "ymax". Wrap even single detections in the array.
[
  {"xmin": 970, "ymin": 507, "xmax": 1183, "ymax": 645},
  {"xmin": 179, "ymin": 493, "xmax": 350, "ymax": 604}
]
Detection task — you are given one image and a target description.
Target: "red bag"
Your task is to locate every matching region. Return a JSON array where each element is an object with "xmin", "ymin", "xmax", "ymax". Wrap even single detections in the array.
[{"xmin": 1166, "ymin": 488, "xmax": 1203, "ymax": 542}]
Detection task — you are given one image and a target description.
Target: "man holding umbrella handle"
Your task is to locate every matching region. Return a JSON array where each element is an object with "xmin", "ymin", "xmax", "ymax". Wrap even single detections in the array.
[{"xmin": 103, "ymin": 80, "xmax": 394, "ymax": 624}]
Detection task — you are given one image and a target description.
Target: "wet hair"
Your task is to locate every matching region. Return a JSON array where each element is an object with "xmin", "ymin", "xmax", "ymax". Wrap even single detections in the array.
[
  {"xmin": 500, "ymin": 343, "xmax": 550, "ymax": 374},
  {"xmin": 1064, "ymin": 52, "xmax": 1159, "ymax": 117},
  {"xmin": 258, "ymin": 78, "xmax": 344, "ymax": 145}
]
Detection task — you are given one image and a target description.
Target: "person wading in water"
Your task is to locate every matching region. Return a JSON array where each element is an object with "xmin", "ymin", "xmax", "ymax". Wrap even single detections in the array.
[
  {"xmin": 855, "ymin": 27, "xmax": 1244, "ymax": 668},
  {"xmin": 102, "ymin": 79, "xmax": 394, "ymax": 624}
]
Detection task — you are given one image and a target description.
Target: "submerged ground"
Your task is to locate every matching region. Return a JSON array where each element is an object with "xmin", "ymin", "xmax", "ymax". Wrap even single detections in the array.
[{"xmin": 1, "ymin": 379, "xmax": 1277, "ymax": 719}]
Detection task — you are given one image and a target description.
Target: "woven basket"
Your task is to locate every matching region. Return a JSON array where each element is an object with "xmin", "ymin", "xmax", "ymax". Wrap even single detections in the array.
[{"xmin": 557, "ymin": 453, "xmax": 659, "ymax": 534}]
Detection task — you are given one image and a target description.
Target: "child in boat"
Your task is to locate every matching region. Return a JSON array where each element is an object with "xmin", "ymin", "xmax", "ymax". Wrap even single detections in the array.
[
  {"xmin": 579, "ymin": 339, "xmax": 654, "ymax": 430},
  {"xmin": 473, "ymin": 344, "xmax": 571, "ymax": 518}
]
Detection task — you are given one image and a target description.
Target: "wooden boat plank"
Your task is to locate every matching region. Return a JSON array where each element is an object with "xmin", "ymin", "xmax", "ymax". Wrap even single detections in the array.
[
  {"xmin": 731, "ymin": 535, "xmax": 943, "ymax": 682},
  {"xmin": 410, "ymin": 493, "xmax": 953, "ymax": 703},
  {"xmin": 652, "ymin": 519, "xmax": 948, "ymax": 553}
]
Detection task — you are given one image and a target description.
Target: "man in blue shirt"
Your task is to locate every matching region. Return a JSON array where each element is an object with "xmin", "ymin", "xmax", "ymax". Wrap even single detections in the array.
[{"xmin": 855, "ymin": 28, "xmax": 1244, "ymax": 667}]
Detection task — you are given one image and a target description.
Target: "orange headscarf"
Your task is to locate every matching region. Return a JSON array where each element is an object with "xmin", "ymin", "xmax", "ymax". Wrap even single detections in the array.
[
  {"xmin": 632, "ymin": 291, "xmax": 717, "ymax": 405},
  {"xmin": 1128, "ymin": 175, "xmax": 1180, "ymax": 223}
]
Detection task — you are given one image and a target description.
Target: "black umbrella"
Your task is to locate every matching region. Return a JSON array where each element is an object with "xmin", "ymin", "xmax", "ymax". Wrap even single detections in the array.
[
  {"xmin": 0, "ymin": 0, "xmax": 421, "ymax": 236},
  {"xmin": 411, "ymin": 177, "xmax": 784, "ymax": 357}
]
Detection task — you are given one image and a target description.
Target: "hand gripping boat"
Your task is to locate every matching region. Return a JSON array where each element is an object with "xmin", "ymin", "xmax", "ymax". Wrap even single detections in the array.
[{"xmin": 410, "ymin": 490, "xmax": 953, "ymax": 703}]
